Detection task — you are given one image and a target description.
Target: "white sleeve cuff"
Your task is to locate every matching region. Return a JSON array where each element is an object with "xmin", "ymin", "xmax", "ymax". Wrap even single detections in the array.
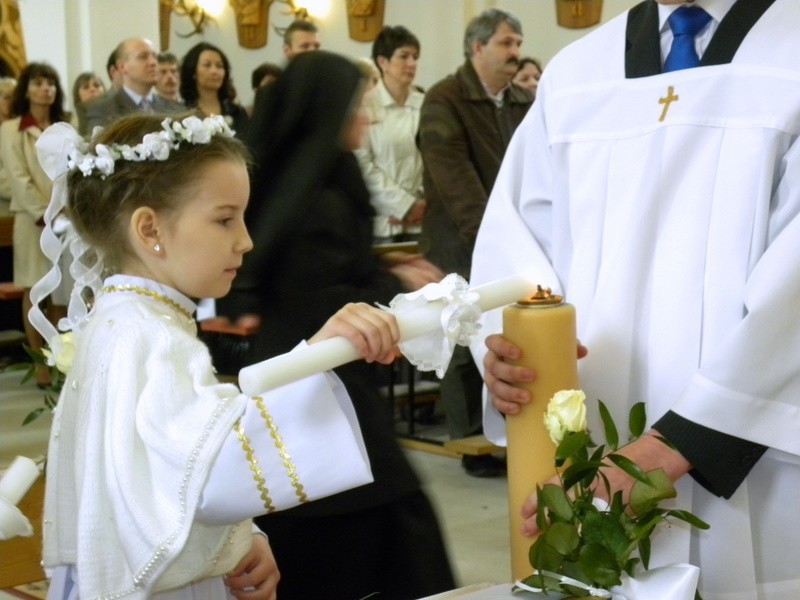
[{"xmin": 197, "ymin": 370, "xmax": 372, "ymax": 525}]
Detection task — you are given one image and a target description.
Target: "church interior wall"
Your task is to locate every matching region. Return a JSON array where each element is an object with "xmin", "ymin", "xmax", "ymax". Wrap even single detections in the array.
[{"xmin": 17, "ymin": 0, "xmax": 639, "ymax": 110}]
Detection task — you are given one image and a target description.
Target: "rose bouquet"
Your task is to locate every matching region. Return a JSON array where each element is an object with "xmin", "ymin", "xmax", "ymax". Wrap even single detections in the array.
[{"xmin": 515, "ymin": 390, "xmax": 708, "ymax": 598}]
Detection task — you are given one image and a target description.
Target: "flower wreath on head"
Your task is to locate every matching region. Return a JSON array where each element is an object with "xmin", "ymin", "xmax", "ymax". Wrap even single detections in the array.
[{"xmin": 28, "ymin": 115, "xmax": 236, "ymax": 368}]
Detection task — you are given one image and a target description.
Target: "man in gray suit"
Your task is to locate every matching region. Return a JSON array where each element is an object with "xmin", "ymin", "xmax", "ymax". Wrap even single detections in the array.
[{"xmin": 86, "ymin": 37, "xmax": 183, "ymax": 132}]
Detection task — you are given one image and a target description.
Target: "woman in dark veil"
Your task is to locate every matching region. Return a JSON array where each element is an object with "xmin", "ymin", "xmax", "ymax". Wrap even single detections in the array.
[{"xmin": 220, "ymin": 51, "xmax": 454, "ymax": 600}]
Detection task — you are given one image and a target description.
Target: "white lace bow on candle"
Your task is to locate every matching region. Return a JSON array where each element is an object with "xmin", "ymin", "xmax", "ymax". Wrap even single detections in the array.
[{"xmin": 384, "ymin": 273, "xmax": 482, "ymax": 377}]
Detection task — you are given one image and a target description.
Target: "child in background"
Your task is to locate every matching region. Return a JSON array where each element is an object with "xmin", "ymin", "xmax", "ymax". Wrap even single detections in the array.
[{"xmin": 30, "ymin": 113, "xmax": 400, "ymax": 599}]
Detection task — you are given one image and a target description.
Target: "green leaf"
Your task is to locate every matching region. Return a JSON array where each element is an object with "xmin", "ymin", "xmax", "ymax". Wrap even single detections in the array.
[
  {"xmin": 581, "ymin": 510, "xmax": 630, "ymax": 559},
  {"xmin": 535, "ymin": 486, "xmax": 548, "ymax": 532},
  {"xmin": 628, "ymin": 402, "xmax": 646, "ymax": 439},
  {"xmin": 519, "ymin": 570, "xmax": 564, "ymax": 595},
  {"xmin": 605, "ymin": 453, "xmax": 650, "ymax": 484},
  {"xmin": 555, "ymin": 431, "xmax": 589, "ymax": 466},
  {"xmin": 23, "ymin": 344, "xmax": 48, "ymax": 365},
  {"xmin": 628, "ymin": 512, "xmax": 662, "ymax": 541},
  {"xmin": 653, "ymin": 434, "xmax": 678, "ymax": 451},
  {"xmin": 2, "ymin": 362, "xmax": 32, "ymax": 372},
  {"xmin": 629, "ymin": 469, "xmax": 676, "ymax": 514},
  {"xmin": 529, "ymin": 536, "xmax": 565, "ymax": 573},
  {"xmin": 20, "ymin": 364, "xmax": 35, "ymax": 385},
  {"xmin": 638, "ymin": 537, "xmax": 651, "ymax": 570},
  {"xmin": 22, "ymin": 407, "xmax": 45, "ymax": 426},
  {"xmin": 545, "ymin": 521, "xmax": 580, "ymax": 555},
  {"xmin": 598, "ymin": 400, "xmax": 619, "ymax": 450},
  {"xmin": 666, "ymin": 509, "xmax": 710, "ymax": 530},
  {"xmin": 578, "ymin": 542, "xmax": 622, "ymax": 587},
  {"xmin": 623, "ymin": 557, "xmax": 640, "ymax": 577},
  {"xmin": 561, "ymin": 460, "xmax": 604, "ymax": 490},
  {"xmin": 610, "ymin": 490, "xmax": 624, "ymax": 518},
  {"xmin": 540, "ymin": 483, "xmax": 574, "ymax": 521}
]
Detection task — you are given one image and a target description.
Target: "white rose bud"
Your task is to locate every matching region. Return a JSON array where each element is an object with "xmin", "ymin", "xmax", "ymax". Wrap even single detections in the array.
[
  {"xmin": 543, "ymin": 409, "xmax": 568, "ymax": 445},
  {"xmin": 543, "ymin": 389, "xmax": 587, "ymax": 445},
  {"xmin": 43, "ymin": 332, "xmax": 75, "ymax": 374}
]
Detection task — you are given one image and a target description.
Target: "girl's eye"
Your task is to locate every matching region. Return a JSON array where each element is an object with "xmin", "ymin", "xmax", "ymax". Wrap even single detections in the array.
[{"xmin": 218, "ymin": 218, "xmax": 233, "ymax": 226}]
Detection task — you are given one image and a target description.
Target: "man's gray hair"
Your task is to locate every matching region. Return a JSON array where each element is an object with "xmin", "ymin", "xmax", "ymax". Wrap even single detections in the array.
[{"xmin": 463, "ymin": 8, "xmax": 523, "ymax": 59}]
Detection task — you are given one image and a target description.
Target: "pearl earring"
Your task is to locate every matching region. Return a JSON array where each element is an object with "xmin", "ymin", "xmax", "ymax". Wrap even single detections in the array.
[{"xmin": 153, "ymin": 243, "xmax": 161, "ymax": 252}]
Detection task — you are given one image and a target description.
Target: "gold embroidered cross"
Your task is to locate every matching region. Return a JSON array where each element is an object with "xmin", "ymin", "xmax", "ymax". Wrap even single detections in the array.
[{"xmin": 658, "ymin": 86, "xmax": 679, "ymax": 122}]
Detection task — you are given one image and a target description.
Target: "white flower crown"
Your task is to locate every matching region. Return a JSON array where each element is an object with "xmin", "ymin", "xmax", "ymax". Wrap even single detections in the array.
[
  {"xmin": 27, "ymin": 114, "xmax": 236, "ymax": 354},
  {"xmin": 68, "ymin": 114, "xmax": 235, "ymax": 178}
]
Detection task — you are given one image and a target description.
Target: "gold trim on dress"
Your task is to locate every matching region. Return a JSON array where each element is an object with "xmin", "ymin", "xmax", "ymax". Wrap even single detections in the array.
[
  {"xmin": 253, "ymin": 396, "xmax": 309, "ymax": 504},
  {"xmin": 233, "ymin": 419, "xmax": 276, "ymax": 513},
  {"xmin": 101, "ymin": 285, "xmax": 193, "ymax": 320}
]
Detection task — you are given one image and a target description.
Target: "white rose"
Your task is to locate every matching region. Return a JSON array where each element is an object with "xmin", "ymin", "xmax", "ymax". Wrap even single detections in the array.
[
  {"xmin": 93, "ymin": 144, "xmax": 116, "ymax": 176},
  {"xmin": 543, "ymin": 409, "xmax": 568, "ymax": 445},
  {"xmin": 42, "ymin": 332, "xmax": 75, "ymax": 374},
  {"xmin": 140, "ymin": 131, "xmax": 173, "ymax": 160},
  {"xmin": 543, "ymin": 389, "xmax": 587, "ymax": 445},
  {"xmin": 181, "ymin": 115, "xmax": 212, "ymax": 144}
]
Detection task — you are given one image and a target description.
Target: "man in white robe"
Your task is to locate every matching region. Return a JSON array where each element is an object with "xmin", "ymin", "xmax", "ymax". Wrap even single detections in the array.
[{"xmin": 470, "ymin": 0, "xmax": 800, "ymax": 597}]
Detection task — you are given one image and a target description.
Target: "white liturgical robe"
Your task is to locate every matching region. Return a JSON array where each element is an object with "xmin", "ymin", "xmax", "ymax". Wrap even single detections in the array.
[{"xmin": 471, "ymin": 1, "xmax": 800, "ymax": 598}]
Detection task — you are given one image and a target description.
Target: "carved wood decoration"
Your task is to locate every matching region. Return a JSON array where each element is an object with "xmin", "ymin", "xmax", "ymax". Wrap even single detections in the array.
[
  {"xmin": 159, "ymin": 0, "xmax": 172, "ymax": 51},
  {"xmin": 230, "ymin": 0, "xmax": 273, "ymax": 48},
  {"xmin": 555, "ymin": 0, "xmax": 602, "ymax": 29},
  {"xmin": 0, "ymin": 0, "xmax": 27, "ymax": 77},
  {"xmin": 346, "ymin": 0, "xmax": 385, "ymax": 42}
]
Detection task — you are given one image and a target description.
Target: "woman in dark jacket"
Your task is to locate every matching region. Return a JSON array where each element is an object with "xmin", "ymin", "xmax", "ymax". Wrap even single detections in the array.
[
  {"xmin": 220, "ymin": 51, "xmax": 453, "ymax": 600},
  {"xmin": 179, "ymin": 41, "xmax": 249, "ymax": 136}
]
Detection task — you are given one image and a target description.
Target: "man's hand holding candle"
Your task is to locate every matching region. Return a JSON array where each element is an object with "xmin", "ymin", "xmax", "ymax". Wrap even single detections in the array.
[
  {"xmin": 483, "ymin": 333, "xmax": 588, "ymax": 415},
  {"xmin": 483, "ymin": 334, "xmax": 692, "ymax": 537}
]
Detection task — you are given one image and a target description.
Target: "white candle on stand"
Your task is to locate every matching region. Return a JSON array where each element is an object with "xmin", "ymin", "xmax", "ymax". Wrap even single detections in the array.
[{"xmin": 239, "ymin": 273, "xmax": 537, "ymax": 395}]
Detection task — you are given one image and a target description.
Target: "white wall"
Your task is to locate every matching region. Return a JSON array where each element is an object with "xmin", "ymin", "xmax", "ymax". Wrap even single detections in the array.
[{"xmin": 17, "ymin": 0, "xmax": 640, "ymax": 110}]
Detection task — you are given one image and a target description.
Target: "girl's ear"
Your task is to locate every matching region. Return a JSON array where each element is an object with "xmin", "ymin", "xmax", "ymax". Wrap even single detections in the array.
[{"xmin": 129, "ymin": 206, "xmax": 162, "ymax": 256}]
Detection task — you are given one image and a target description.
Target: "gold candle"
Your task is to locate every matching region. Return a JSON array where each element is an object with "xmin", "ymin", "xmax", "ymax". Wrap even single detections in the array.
[{"xmin": 502, "ymin": 286, "xmax": 579, "ymax": 580}]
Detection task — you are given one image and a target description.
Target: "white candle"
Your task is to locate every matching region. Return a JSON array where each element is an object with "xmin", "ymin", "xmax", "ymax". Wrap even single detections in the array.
[
  {"xmin": 0, "ymin": 456, "xmax": 40, "ymax": 506},
  {"xmin": 239, "ymin": 273, "xmax": 537, "ymax": 395}
]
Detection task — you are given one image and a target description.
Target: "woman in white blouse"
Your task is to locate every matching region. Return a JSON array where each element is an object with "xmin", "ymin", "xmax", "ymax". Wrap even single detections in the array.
[{"xmin": 356, "ymin": 25, "xmax": 426, "ymax": 243}]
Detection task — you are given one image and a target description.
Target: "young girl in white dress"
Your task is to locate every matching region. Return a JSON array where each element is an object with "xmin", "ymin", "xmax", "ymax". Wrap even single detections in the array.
[{"xmin": 29, "ymin": 113, "xmax": 400, "ymax": 599}]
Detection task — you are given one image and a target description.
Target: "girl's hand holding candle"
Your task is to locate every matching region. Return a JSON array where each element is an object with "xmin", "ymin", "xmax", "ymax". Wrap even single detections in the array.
[{"xmin": 239, "ymin": 273, "xmax": 538, "ymax": 395}]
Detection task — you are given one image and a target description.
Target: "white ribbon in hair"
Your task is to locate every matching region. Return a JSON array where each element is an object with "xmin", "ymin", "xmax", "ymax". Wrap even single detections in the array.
[
  {"xmin": 29, "ymin": 123, "xmax": 104, "ymax": 351},
  {"xmin": 384, "ymin": 273, "xmax": 482, "ymax": 377}
]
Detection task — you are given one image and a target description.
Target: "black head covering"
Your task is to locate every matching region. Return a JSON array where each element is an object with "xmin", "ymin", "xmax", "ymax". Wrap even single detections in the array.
[{"xmin": 238, "ymin": 51, "xmax": 367, "ymax": 283}]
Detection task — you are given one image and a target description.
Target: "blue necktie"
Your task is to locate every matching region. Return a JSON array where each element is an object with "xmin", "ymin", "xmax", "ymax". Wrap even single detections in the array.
[{"xmin": 663, "ymin": 6, "xmax": 712, "ymax": 72}]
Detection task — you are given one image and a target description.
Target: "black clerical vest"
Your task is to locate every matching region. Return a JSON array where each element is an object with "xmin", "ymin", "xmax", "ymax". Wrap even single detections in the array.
[{"xmin": 624, "ymin": 0, "xmax": 777, "ymax": 78}]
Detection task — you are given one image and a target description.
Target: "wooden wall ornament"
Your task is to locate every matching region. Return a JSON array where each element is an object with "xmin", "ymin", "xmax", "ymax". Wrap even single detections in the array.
[
  {"xmin": 345, "ymin": 0, "xmax": 385, "ymax": 42},
  {"xmin": 159, "ymin": 0, "xmax": 172, "ymax": 51},
  {"xmin": 555, "ymin": 0, "xmax": 602, "ymax": 29},
  {"xmin": 0, "ymin": 0, "xmax": 27, "ymax": 77},
  {"xmin": 230, "ymin": 0, "xmax": 273, "ymax": 49},
  {"xmin": 158, "ymin": 0, "xmax": 214, "ymax": 51}
]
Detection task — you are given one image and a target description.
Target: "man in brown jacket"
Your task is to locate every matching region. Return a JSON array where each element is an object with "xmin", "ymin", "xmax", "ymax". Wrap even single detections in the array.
[{"xmin": 418, "ymin": 8, "xmax": 532, "ymax": 477}]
